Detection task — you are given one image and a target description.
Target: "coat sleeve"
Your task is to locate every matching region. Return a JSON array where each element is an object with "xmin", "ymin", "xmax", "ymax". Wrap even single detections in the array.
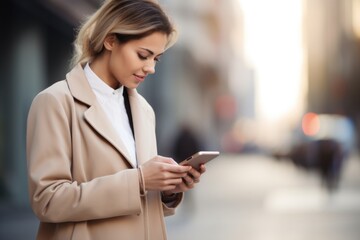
[
  {"xmin": 26, "ymin": 90, "xmax": 142, "ymax": 223},
  {"xmin": 162, "ymin": 192, "xmax": 184, "ymax": 216}
]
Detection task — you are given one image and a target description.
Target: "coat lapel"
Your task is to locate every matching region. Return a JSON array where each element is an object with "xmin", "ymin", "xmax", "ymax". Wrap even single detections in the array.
[
  {"xmin": 66, "ymin": 64, "xmax": 135, "ymax": 167},
  {"xmin": 127, "ymin": 89, "xmax": 156, "ymax": 166}
]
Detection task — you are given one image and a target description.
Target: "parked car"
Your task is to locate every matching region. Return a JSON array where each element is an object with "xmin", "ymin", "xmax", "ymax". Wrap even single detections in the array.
[{"xmin": 274, "ymin": 113, "xmax": 356, "ymax": 190}]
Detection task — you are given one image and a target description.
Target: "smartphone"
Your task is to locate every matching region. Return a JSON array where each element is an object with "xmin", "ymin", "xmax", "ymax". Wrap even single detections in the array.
[{"xmin": 179, "ymin": 151, "xmax": 220, "ymax": 170}]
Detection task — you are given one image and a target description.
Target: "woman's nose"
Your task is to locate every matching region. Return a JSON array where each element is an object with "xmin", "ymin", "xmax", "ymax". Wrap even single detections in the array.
[{"xmin": 143, "ymin": 62, "xmax": 156, "ymax": 74}]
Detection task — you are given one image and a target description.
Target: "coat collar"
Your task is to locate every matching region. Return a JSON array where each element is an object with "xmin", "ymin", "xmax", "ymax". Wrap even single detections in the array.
[{"xmin": 66, "ymin": 64, "xmax": 147, "ymax": 168}]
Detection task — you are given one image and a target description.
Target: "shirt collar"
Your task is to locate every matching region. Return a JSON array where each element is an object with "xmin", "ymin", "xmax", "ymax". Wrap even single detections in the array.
[{"xmin": 84, "ymin": 62, "xmax": 124, "ymax": 97}]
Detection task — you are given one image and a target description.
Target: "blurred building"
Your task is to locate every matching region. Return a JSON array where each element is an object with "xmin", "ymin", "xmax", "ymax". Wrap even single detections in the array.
[
  {"xmin": 0, "ymin": 0, "xmax": 101, "ymax": 206},
  {"xmin": 305, "ymin": 0, "xmax": 360, "ymax": 149},
  {"xmin": 142, "ymin": 0, "xmax": 237, "ymax": 155}
]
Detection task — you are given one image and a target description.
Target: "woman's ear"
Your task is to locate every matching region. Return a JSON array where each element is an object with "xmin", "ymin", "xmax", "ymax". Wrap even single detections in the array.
[{"xmin": 103, "ymin": 34, "xmax": 117, "ymax": 51}]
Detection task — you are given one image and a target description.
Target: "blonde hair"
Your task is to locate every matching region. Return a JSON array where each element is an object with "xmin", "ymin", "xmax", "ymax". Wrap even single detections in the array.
[{"xmin": 71, "ymin": 0, "xmax": 177, "ymax": 67}]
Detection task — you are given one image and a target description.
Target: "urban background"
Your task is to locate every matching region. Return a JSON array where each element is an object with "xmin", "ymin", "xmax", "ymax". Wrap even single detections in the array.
[{"xmin": 1, "ymin": 0, "xmax": 360, "ymax": 239}]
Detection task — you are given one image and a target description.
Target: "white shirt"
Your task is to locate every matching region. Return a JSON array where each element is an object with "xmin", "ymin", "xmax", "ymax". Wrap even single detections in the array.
[{"xmin": 84, "ymin": 63, "xmax": 137, "ymax": 167}]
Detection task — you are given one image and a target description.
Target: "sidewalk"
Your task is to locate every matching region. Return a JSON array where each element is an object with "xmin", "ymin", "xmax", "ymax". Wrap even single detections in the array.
[{"xmin": 166, "ymin": 153, "xmax": 360, "ymax": 240}]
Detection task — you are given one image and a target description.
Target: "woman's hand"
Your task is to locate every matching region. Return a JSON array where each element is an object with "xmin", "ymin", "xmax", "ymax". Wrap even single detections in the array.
[
  {"xmin": 140, "ymin": 156, "xmax": 191, "ymax": 191},
  {"xmin": 163, "ymin": 164, "xmax": 206, "ymax": 195}
]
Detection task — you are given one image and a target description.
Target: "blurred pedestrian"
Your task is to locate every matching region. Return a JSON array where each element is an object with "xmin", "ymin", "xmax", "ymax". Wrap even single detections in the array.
[
  {"xmin": 26, "ymin": 0, "xmax": 206, "ymax": 239},
  {"xmin": 172, "ymin": 124, "xmax": 202, "ymax": 163}
]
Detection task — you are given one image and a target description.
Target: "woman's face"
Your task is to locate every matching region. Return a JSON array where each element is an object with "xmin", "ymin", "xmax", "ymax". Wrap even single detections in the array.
[{"xmin": 105, "ymin": 31, "xmax": 168, "ymax": 89}]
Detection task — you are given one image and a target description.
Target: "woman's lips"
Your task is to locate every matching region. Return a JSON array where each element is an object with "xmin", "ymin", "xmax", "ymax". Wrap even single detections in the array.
[{"xmin": 134, "ymin": 74, "xmax": 145, "ymax": 82}]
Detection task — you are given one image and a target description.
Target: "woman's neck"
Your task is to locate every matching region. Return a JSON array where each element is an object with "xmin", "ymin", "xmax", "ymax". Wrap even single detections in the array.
[{"xmin": 89, "ymin": 53, "xmax": 120, "ymax": 89}]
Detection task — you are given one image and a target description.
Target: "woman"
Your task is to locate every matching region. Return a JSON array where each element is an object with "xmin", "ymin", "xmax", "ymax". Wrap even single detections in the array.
[{"xmin": 26, "ymin": 0, "xmax": 205, "ymax": 239}]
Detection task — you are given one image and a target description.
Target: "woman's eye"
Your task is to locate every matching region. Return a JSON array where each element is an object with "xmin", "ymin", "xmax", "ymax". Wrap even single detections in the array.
[
  {"xmin": 137, "ymin": 53, "xmax": 147, "ymax": 60},
  {"xmin": 137, "ymin": 53, "xmax": 161, "ymax": 63}
]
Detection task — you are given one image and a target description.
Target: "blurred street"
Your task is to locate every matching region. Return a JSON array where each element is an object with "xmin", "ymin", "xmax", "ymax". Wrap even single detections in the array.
[
  {"xmin": 166, "ymin": 153, "xmax": 360, "ymax": 240},
  {"xmin": 1, "ymin": 153, "xmax": 360, "ymax": 239},
  {"xmin": 1, "ymin": 0, "xmax": 360, "ymax": 239}
]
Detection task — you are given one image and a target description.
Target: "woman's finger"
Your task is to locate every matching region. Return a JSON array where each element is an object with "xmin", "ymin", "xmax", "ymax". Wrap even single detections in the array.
[
  {"xmin": 162, "ymin": 163, "xmax": 191, "ymax": 174},
  {"xmin": 182, "ymin": 175, "xmax": 194, "ymax": 186}
]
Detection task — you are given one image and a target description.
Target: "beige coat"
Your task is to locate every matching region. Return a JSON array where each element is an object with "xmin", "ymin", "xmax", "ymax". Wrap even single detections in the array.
[{"xmin": 26, "ymin": 64, "xmax": 182, "ymax": 240}]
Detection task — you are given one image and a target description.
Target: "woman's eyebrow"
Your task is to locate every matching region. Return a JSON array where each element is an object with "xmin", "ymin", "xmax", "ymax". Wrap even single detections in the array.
[{"xmin": 140, "ymin": 47, "xmax": 164, "ymax": 57}]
